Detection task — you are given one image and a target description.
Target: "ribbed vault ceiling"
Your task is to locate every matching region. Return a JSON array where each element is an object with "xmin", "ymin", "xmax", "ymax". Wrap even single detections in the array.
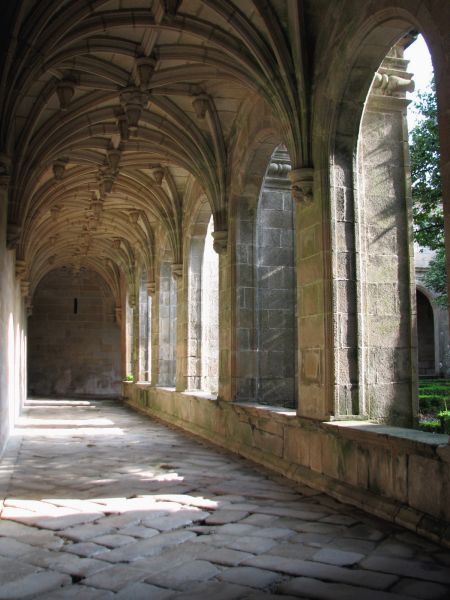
[{"xmin": 0, "ymin": 0, "xmax": 311, "ymax": 303}]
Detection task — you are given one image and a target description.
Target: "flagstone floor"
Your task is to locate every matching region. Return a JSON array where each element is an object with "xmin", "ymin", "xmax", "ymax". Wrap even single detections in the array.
[{"xmin": 0, "ymin": 398, "xmax": 449, "ymax": 600}]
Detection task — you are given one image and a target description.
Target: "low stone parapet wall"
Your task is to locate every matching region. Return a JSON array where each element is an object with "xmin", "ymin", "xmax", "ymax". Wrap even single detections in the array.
[{"xmin": 123, "ymin": 383, "xmax": 450, "ymax": 548}]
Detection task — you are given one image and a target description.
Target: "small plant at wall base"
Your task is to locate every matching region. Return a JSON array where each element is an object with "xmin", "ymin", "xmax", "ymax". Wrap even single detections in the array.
[{"xmin": 124, "ymin": 374, "xmax": 134, "ymax": 382}]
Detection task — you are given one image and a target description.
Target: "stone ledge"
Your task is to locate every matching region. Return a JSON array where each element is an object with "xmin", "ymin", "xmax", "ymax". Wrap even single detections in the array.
[{"xmin": 324, "ymin": 420, "xmax": 449, "ymax": 455}]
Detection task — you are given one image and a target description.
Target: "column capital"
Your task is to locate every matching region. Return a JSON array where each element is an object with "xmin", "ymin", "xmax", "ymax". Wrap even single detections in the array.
[
  {"xmin": 212, "ymin": 230, "xmax": 228, "ymax": 254},
  {"xmin": 147, "ymin": 281, "xmax": 156, "ymax": 296},
  {"xmin": 288, "ymin": 167, "xmax": 314, "ymax": 207}
]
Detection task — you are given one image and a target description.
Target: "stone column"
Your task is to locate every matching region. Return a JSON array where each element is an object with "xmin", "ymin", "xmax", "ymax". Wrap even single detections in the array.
[
  {"xmin": 230, "ymin": 196, "xmax": 258, "ymax": 402},
  {"xmin": 172, "ymin": 262, "xmax": 185, "ymax": 392},
  {"xmin": 146, "ymin": 282, "xmax": 155, "ymax": 383},
  {"xmin": 129, "ymin": 290, "xmax": 140, "ymax": 383},
  {"xmin": 358, "ymin": 50, "xmax": 416, "ymax": 426},
  {"xmin": 289, "ymin": 166, "xmax": 330, "ymax": 420},
  {"xmin": 212, "ymin": 229, "xmax": 230, "ymax": 400},
  {"xmin": 150, "ymin": 275, "xmax": 160, "ymax": 386}
]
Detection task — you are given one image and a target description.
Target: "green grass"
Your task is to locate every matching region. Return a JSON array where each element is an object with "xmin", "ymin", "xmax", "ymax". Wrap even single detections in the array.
[{"xmin": 418, "ymin": 378, "xmax": 450, "ymax": 433}]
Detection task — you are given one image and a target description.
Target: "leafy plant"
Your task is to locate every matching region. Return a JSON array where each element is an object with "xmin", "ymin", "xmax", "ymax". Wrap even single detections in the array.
[
  {"xmin": 409, "ymin": 78, "xmax": 443, "ymax": 251},
  {"xmin": 124, "ymin": 374, "xmax": 134, "ymax": 382},
  {"xmin": 422, "ymin": 248, "xmax": 448, "ymax": 308}
]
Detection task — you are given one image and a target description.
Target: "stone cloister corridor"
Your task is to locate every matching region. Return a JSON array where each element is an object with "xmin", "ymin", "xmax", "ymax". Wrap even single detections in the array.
[{"xmin": 0, "ymin": 397, "xmax": 448, "ymax": 599}]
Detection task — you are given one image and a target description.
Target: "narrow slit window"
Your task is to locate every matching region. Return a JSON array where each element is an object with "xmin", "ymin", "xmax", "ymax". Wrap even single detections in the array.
[{"xmin": 73, "ymin": 298, "xmax": 78, "ymax": 314}]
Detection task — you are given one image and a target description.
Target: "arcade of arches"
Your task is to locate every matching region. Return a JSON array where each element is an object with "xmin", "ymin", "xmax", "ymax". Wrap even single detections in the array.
[{"xmin": 1, "ymin": 0, "xmax": 450, "ymax": 546}]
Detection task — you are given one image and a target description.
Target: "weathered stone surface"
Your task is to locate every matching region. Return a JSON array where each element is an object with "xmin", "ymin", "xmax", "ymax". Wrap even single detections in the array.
[
  {"xmin": 81, "ymin": 565, "xmax": 148, "ymax": 591},
  {"xmin": 115, "ymin": 582, "xmax": 173, "ymax": 600},
  {"xmin": 312, "ymin": 548, "xmax": 364, "ymax": 567},
  {"xmin": 219, "ymin": 566, "xmax": 283, "ymax": 588},
  {"xmin": 391, "ymin": 578, "xmax": 450, "ymax": 600},
  {"xmin": 360, "ymin": 556, "xmax": 450, "ymax": 584},
  {"xmin": 243, "ymin": 555, "xmax": 398, "ymax": 589},
  {"xmin": 278, "ymin": 576, "xmax": 413, "ymax": 600},
  {"xmin": 95, "ymin": 530, "xmax": 197, "ymax": 563},
  {"xmin": 0, "ymin": 571, "xmax": 71, "ymax": 599},
  {"xmin": 145, "ymin": 560, "xmax": 220, "ymax": 590}
]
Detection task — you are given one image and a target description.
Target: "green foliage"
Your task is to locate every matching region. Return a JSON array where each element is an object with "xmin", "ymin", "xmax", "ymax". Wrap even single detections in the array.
[
  {"xmin": 409, "ymin": 78, "xmax": 443, "ymax": 251},
  {"xmin": 124, "ymin": 373, "xmax": 134, "ymax": 382},
  {"xmin": 418, "ymin": 378, "xmax": 450, "ymax": 433},
  {"xmin": 418, "ymin": 419, "xmax": 440, "ymax": 433},
  {"xmin": 422, "ymin": 247, "xmax": 448, "ymax": 307},
  {"xmin": 418, "ymin": 378, "xmax": 450, "ymax": 412}
]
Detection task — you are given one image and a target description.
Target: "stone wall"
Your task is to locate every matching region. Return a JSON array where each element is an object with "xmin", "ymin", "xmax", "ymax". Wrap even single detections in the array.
[
  {"xmin": 125, "ymin": 384, "xmax": 450, "ymax": 548},
  {"xmin": 28, "ymin": 268, "xmax": 121, "ymax": 398},
  {"xmin": 0, "ymin": 241, "xmax": 26, "ymax": 455}
]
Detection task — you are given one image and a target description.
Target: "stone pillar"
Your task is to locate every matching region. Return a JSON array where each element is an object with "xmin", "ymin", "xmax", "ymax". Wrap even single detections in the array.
[
  {"xmin": 212, "ymin": 229, "xmax": 230, "ymax": 400},
  {"xmin": 231, "ymin": 196, "xmax": 257, "ymax": 401},
  {"xmin": 150, "ymin": 275, "xmax": 160, "ymax": 386},
  {"xmin": 129, "ymin": 290, "xmax": 140, "ymax": 383},
  {"xmin": 289, "ymin": 166, "xmax": 330, "ymax": 420},
  {"xmin": 358, "ymin": 50, "xmax": 416, "ymax": 426},
  {"xmin": 172, "ymin": 262, "xmax": 185, "ymax": 392}
]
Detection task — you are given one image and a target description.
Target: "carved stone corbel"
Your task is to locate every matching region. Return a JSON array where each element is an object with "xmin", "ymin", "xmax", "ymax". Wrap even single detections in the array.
[
  {"xmin": 0, "ymin": 153, "xmax": 11, "ymax": 199},
  {"xmin": 288, "ymin": 168, "xmax": 314, "ymax": 207},
  {"xmin": 192, "ymin": 94, "xmax": 209, "ymax": 120},
  {"xmin": 153, "ymin": 167, "xmax": 165, "ymax": 185},
  {"xmin": 212, "ymin": 230, "xmax": 228, "ymax": 255},
  {"xmin": 372, "ymin": 72, "xmax": 414, "ymax": 97},
  {"xmin": 171, "ymin": 263, "xmax": 183, "ymax": 279},
  {"xmin": 53, "ymin": 157, "xmax": 69, "ymax": 180},
  {"xmin": 7, "ymin": 224, "xmax": 21, "ymax": 250},
  {"xmin": 147, "ymin": 281, "xmax": 156, "ymax": 296},
  {"xmin": 136, "ymin": 56, "xmax": 156, "ymax": 87},
  {"xmin": 15, "ymin": 259, "xmax": 27, "ymax": 280},
  {"xmin": 20, "ymin": 280, "xmax": 30, "ymax": 298},
  {"xmin": 56, "ymin": 79, "xmax": 76, "ymax": 111}
]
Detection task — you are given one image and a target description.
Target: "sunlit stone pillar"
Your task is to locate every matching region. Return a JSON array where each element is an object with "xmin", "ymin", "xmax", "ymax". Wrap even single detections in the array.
[
  {"xmin": 212, "ymin": 229, "xmax": 231, "ymax": 401},
  {"xmin": 289, "ymin": 167, "xmax": 330, "ymax": 420}
]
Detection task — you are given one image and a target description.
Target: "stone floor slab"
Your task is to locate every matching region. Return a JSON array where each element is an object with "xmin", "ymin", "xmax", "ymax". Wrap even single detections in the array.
[
  {"xmin": 278, "ymin": 576, "xmax": 414, "ymax": 600},
  {"xmin": 145, "ymin": 559, "xmax": 220, "ymax": 589},
  {"xmin": 0, "ymin": 571, "xmax": 71, "ymax": 600}
]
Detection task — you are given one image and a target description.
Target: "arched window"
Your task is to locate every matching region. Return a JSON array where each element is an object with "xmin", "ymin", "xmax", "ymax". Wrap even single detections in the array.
[
  {"xmin": 416, "ymin": 288, "xmax": 436, "ymax": 376},
  {"xmin": 255, "ymin": 146, "xmax": 296, "ymax": 408}
]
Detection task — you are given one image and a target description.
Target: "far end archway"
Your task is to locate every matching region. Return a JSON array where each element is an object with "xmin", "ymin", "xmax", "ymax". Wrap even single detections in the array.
[
  {"xmin": 416, "ymin": 288, "xmax": 437, "ymax": 376},
  {"xmin": 28, "ymin": 267, "xmax": 121, "ymax": 398}
]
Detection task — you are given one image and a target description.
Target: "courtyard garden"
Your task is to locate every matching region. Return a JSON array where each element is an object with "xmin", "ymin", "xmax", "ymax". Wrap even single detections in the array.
[{"xmin": 418, "ymin": 378, "xmax": 450, "ymax": 433}]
